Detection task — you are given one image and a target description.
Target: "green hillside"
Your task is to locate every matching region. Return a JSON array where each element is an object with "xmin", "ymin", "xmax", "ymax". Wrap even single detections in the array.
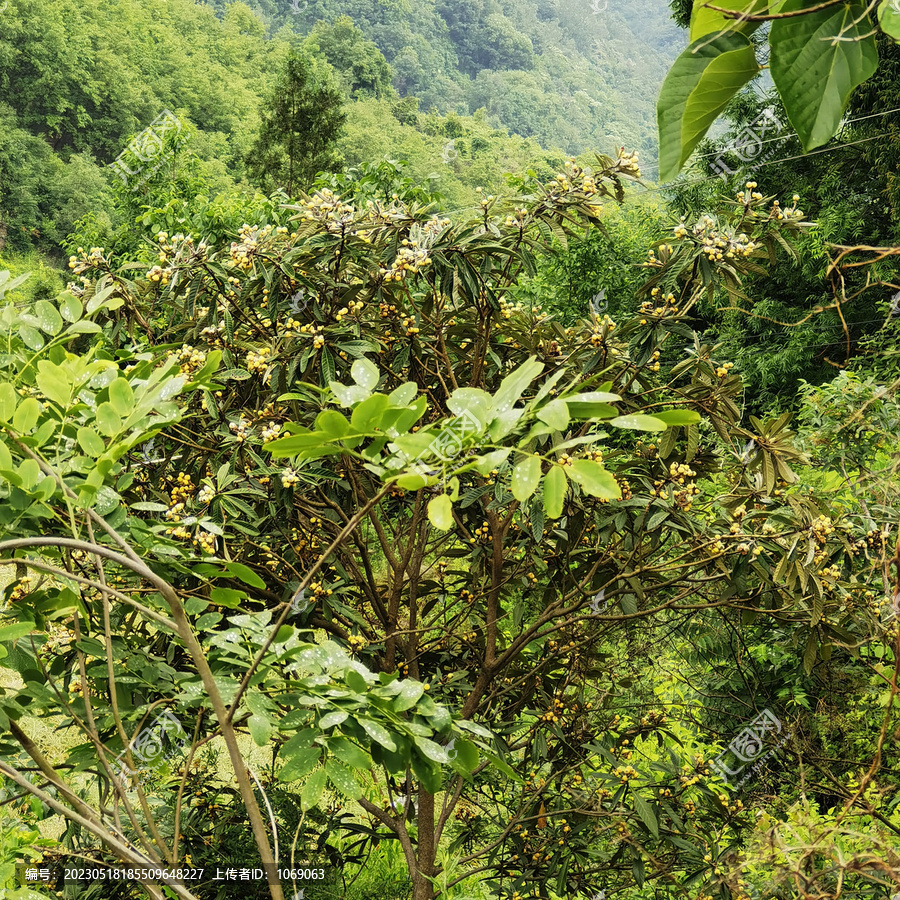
[{"xmin": 0, "ymin": 0, "xmax": 680, "ymax": 255}]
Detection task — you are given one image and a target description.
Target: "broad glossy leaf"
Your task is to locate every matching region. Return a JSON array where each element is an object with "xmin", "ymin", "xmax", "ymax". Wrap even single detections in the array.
[
  {"xmin": 542, "ymin": 464, "xmax": 567, "ymax": 519},
  {"xmin": 12, "ymin": 398, "xmax": 41, "ymax": 433},
  {"xmin": 609, "ymin": 414, "xmax": 667, "ymax": 432},
  {"xmin": 34, "ymin": 300, "xmax": 63, "ymax": 335},
  {"xmin": 394, "ymin": 680, "xmax": 425, "ymax": 712},
  {"xmin": 327, "ymin": 736, "xmax": 371, "ymax": 769},
  {"xmin": 771, "ymin": 0, "xmax": 878, "ymax": 150},
  {"xmin": 358, "ymin": 717, "xmax": 396, "ymax": 751},
  {"xmin": 511, "ymin": 454, "xmax": 542, "ymax": 501},
  {"xmin": 301, "ymin": 768, "xmax": 327, "ymax": 811},
  {"xmin": 77, "ymin": 427, "xmax": 105, "ymax": 457},
  {"xmin": 428, "ymin": 494, "xmax": 454, "ymax": 531},
  {"xmin": 351, "ymin": 357, "xmax": 379, "ymax": 391},
  {"xmin": 414, "ymin": 736, "xmax": 449, "ymax": 764},
  {"xmin": 537, "ymin": 398, "xmax": 570, "ymax": 430},
  {"xmin": 491, "ymin": 357, "xmax": 544, "ymax": 416},
  {"xmin": 95, "ymin": 402, "xmax": 122, "ymax": 437},
  {"xmin": 690, "ymin": 0, "xmax": 766, "ymax": 41},
  {"xmin": 325, "ymin": 759, "xmax": 363, "ymax": 799},
  {"xmin": 249, "ymin": 713, "xmax": 273, "ymax": 747},
  {"xmin": 108, "ymin": 379, "xmax": 135, "ymax": 417},
  {"xmin": 279, "ymin": 748, "xmax": 321, "ymax": 782},
  {"xmin": 879, "ymin": 0, "xmax": 900, "ymax": 40},
  {"xmin": 658, "ymin": 32, "xmax": 758, "ymax": 182},
  {"xmin": 0, "ymin": 384, "xmax": 16, "ymax": 421},
  {"xmin": 315, "ymin": 410, "xmax": 350, "ymax": 438},
  {"xmin": 648, "ymin": 409, "xmax": 702, "ymax": 426},
  {"xmin": 566, "ymin": 460, "xmax": 621, "ymax": 500},
  {"xmin": 59, "ymin": 294, "xmax": 83, "ymax": 323}
]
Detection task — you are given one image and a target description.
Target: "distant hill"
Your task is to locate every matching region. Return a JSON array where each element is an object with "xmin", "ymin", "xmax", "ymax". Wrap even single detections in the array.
[
  {"xmin": 0, "ymin": 0, "xmax": 682, "ymax": 255},
  {"xmin": 238, "ymin": 0, "xmax": 684, "ymax": 160}
]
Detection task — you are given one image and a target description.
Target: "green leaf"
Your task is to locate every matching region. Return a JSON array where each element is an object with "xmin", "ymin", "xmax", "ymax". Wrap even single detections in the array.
[
  {"xmin": 279, "ymin": 748, "xmax": 321, "ymax": 782},
  {"xmin": 95, "ymin": 402, "xmax": 122, "ymax": 437},
  {"xmin": 474, "ymin": 448, "xmax": 510, "ymax": 475},
  {"xmin": 316, "ymin": 410, "xmax": 350, "ymax": 438},
  {"xmin": 351, "ymin": 358, "xmax": 379, "ymax": 391},
  {"xmin": 633, "ymin": 792, "xmax": 659, "ymax": 838},
  {"xmin": 428, "ymin": 494, "xmax": 454, "ymax": 531},
  {"xmin": 649, "ymin": 409, "xmax": 702, "ymax": 427},
  {"xmin": 319, "ymin": 709, "xmax": 349, "ymax": 729},
  {"xmin": 108, "ymin": 379, "xmax": 135, "ymax": 417},
  {"xmin": 0, "ymin": 622, "xmax": 34, "ymax": 642},
  {"xmin": 77, "ymin": 427, "xmax": 105, "ymax": 458},
  {"xmin": 414, "ymin": 736, "xmax": 449, "ymax": 764},
  {"xmin": 301, "ymin": 768, "xmax": 327, "ymax": 810},
  {"xmin": 491, "ymin": 357, "xmax": 544, "ymax": 416},
  {"xmin": 327, "ymin": 736, "xmax": 371, "ymax": 769},
  {"xmin": 879, "ymin": 0, "xmax": 900, "ymax": 40},
  {"xmin": 223, "ymin": 562, "xmax": 266, "ymax": 590},
  {"xmin": 59, "ymin": 294, "xmax": 83, "ymax": 323},
  {"xmin": 393, "ymin": 680, "xmax": 425, "ymax": 712},
  {"xmin": 771, "ymin": 0, "xmax": 878, "ymax": 150},
  {"xmin": 12, "ymin": 398, "xmax": 41, "ymax": 433},
  {"xmin": 35, "ymin": 362, "xmax": 70, "ymax": 408},
  {"xmin": 543, "ymin": 465, "xmax": 567, "ymax": 519},
  {"xmin": 690, "ymin": 0, "xmax": 766, "ymax": 41},
  {"xmin": 34, "ymin": 300, "xmax": 63, "ymax": 335},
  {"xmin": 566, "ymin": 460, "xmax": 621, "ymax": 500},
  {"xmin": 0, "ymin": 384, "xmax": 16, "ymax": 421},
  {"xmin": 511, "ymin": 454, "xmax": 542, "ymax": 501},
  {"xmin": 358, "ymin": 717, "xmax": 397, "ymax": 751},
  {"xmin": 248, "ymin": 714, "xmax": 273, "ymax": 747},
  {"xmin": 609, "ymin": 414, "xmax": 667, "ymax": 432},
  {"xmin": 657, "ymin": 32, "xmax": 759, "ymax": 182},
  {"xmin": 19, "ymin": 325, "xmax": 44, "ymax": 351},
  {"xmin": 537, "ymin": 398, "xmax": 570, "ymax": 431},
  {"xmin": 350, "ymin": 393, "xmax": 390, "ymax": 432},
  {"xmin": 448, "ymin": 738, "xmax": 479, "ymax": 776},
  {"xmin": 325, "ymin": 759, "xmax": 363, "ymax": 799}
]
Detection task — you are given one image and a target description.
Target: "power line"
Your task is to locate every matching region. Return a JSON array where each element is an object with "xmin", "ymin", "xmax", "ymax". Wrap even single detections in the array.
[
  {"xmin": 638, "ymin": 103, "xmax": 900, "ymax": 175},
  {"xmin": 633, "ymin": 133, "xmax": 891, "ymax": 195}
]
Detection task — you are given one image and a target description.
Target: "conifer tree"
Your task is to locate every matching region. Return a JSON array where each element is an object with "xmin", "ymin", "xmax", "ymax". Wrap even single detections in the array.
[{"xmin": 247, "ymin": 51, "xmax": 346, "ymax": 196}]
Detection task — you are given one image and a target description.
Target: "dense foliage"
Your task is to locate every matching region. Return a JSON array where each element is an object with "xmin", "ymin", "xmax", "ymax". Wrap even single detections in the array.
[{"xmin": 2, "ymin": 2, "xmax": 900, "ymax": 900}]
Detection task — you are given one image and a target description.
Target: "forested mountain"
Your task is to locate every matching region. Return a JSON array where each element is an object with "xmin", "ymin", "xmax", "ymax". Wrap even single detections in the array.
[
  {"xmin": 237, "ymin": 0, "xmax": 682, "ymax": 156},
  {"xmin": 3, "ymin": 1, "xmax": 900, "ymax": 899},
  {"xmin": 0, "ymin": 0, "xmax": 680, "ymax": 254}
]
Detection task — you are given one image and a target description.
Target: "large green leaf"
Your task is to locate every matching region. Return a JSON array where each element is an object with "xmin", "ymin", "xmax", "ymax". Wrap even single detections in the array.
[
  {"xmin": 771, "ymin": 0, "xmax": 878, "ymax": 150},
  {"xmin": 325, "ymin": 759, "xmax": 362, "ymax": 800},
  {"xmin": 879, "ymin": 0, "xmax": 900, "ymax": 40},
  {"xmin": 428, "ymin": 494, "xmax": 454, "ymax": 531},
  {"xmin": 511, "ymin": 454, "xmax": 542, "ymax": 501},
  {"xmin": 566, "ymin": 460, "xmax": 621, "ymax": 500},
  {"xmin": 690, "ymin": 0, "xmax": 767, "ymax": 41},
  {"xmin": 542, "ymin": 465, "xmax": 567, "ymax": 519},
  {"xmin": 301, "ymin": 768, "xmax": 327, "ymax": 810},
  {"xmin": 658, "ymin": 32, "xmax": 759, "ymax": 182}
]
